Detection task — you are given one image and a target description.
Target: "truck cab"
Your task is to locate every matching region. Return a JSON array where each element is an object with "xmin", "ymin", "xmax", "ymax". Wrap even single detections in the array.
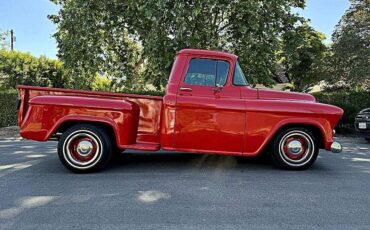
[{"xmin": 161, "ymin": 49, "xmax": 249, "ymax": 154}]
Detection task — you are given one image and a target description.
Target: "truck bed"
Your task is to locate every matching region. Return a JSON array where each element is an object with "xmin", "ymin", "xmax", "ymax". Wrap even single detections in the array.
[{"xmin": 17, "ymin": 85, "xmax": 163, "ymax": 145}]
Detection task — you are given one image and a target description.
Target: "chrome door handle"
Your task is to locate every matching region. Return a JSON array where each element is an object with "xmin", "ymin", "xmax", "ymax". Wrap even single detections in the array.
[
  {"xmin": 213, "ymin": 86, "xmax": 223, "ymax": 92},
  {"xmin": 179, "ymin": 87, "xmax": 192, "ymax": 92}
]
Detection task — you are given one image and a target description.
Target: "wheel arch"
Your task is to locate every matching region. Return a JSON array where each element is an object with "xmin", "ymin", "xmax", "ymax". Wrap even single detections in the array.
[
  {"xmin": 49, "ymin": 116, "xmax": 119, "ymax": 148},
  {"xmin": 266, "ymin": 122, "xmax": 325, "ymax": 149},
  {"xmin": 256, "ymin": 120, "xmax": 327, "ymax": 156},
  {"xmin": 271, "ymin": 123, "xmax": 325, "ymax": 149}
]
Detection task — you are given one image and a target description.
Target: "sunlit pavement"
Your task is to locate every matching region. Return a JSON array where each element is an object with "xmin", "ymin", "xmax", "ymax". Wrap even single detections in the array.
[{"xmin": 0, "ymin": 136, "xmax": 369, "ymax": 230}]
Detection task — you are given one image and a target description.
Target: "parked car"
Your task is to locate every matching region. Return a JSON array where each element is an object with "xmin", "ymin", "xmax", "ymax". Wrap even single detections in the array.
[
  {"xmin": 355, "ymin": 108, "xmax": 370, "ymax": 143},
  {"xmin": 17, "ymin": 49, "xmax": 343, "ymax": 173}
]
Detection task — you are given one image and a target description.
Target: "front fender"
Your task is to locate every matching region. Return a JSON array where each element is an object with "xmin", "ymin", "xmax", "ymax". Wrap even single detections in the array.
[
  {"xmin": 244, "ymin": 114, "xmax": 333, "ymax": 156},
  {"xmin": 243, "ymin": 99, "xmax": 342, "ymax": 156}
]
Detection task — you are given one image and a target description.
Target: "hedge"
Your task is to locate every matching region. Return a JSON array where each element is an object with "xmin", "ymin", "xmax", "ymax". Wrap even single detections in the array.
[
  {"xmin": 0, "ymin": 49, "xmax": 67, "ymax": 89},
  {"xmin": 313, "ymin": 91, "xmax": 370, "ymax": 133},
  {"xmin": 120, "ymin": 89, "xmax": 165, "ymax": 97},
  {"xmin": 0, "ymin": 90, "xmax": 18, "ymax": 128}
]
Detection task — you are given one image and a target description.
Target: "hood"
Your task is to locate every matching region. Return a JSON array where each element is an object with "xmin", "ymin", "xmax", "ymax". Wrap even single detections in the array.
[{"xmin": 257, "ymin": 88, "xmax": 316, "ymax": 102}]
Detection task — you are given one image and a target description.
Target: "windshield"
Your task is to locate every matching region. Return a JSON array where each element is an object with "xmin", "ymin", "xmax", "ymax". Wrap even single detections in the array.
[{"xmin": 233, "ymin": 62, "xmax": 248, "ymax": 86}]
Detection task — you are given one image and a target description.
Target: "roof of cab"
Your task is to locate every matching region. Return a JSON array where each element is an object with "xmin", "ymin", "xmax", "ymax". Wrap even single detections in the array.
[{"xmin": 177, "ymin": 49, "xmax": 238, "ymax": 61}]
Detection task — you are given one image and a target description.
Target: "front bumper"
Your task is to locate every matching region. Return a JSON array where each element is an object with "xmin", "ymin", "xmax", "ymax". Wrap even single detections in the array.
[{"xmin": 330, "ymin": 141, "xmax": 342, "ymax": 153}]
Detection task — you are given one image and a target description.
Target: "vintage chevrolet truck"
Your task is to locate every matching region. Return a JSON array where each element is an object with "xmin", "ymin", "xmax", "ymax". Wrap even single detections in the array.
[{"xmin": 17, "ymin": 49, "xmax": 343, "ymax": 172}]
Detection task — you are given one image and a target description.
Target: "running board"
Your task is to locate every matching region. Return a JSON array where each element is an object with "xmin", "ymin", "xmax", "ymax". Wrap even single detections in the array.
[{"xmin": 121, "ymin": 142, "xmax": 160, "ymax": 151}]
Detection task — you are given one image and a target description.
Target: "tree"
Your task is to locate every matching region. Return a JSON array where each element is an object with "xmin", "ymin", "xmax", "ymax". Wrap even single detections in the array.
[
  {"xmin": 49, "ymin": 0, "xmax": 307, "ymax": 90},
  {"xmin": 329, "ymin": 0, "xmax": 369, "ymax": 91},
  {"xmin": 48, "ymin": 0, "xmax": 143, "ymax": 90},
  {"xmin": 0, "ymin": 49, "xmax": 68, "ymax": 89},
  {"xmin": 0, "ymin": 30, "xmax": 10, "ymax": 49},
  {"xmin": 279, "ymin": 22, "xmax": 328, "ymax": 91}
]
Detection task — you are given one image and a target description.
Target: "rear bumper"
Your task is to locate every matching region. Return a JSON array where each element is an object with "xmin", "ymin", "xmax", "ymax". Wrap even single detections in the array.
[
  {"xmin": 354, "ymin": 128, "xmax": 370, "ymax": 138},
  {"xmin": 354, "ymin": 120, "xmax": 370, "ymax": 138},
  {"xmin": 355, "ymin": 132, "xmax": 370, "ymax": 138}
]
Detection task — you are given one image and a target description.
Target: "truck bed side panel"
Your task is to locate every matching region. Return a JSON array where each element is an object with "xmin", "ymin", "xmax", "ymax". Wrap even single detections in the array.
[
  {"xmin": 17, "ymin": 86, "xmax": 163, "ymax": 145},
  {"xmin": 20, "ymin": 95, "xmax": 140, "ymax": 147}
]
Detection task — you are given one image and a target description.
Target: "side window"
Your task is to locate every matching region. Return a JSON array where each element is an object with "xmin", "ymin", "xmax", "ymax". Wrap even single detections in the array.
[
  {"xmin": 216, "ymin": 61, "xmax": 229, "ymax": 86},
  {"xmin": 184, "ymin": 59, "xmax": 229, "ymax": 86},
  {"xmin": 184, "ymin": 59, "xmax": 216, "ymax": 86}
]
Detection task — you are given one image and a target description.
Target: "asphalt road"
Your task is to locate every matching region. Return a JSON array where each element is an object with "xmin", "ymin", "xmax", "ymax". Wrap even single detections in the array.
[{"xmin": 0, "ymin": 135, "xmax": 370, "ymax": 230}]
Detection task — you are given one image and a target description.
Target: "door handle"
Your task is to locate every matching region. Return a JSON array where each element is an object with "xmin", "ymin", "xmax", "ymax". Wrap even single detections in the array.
[
  {"xmin": 179, "ymin": 87, "xmax": 192, "ymax": 92},
  {"xmin": 213, "ymin": 87, "xmax": 223, "ymax": 93}
]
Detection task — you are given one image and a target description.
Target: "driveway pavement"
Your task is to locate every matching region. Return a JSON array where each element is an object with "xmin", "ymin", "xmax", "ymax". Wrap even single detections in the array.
[{"xmin": 0, "ymin": 135, "xmax": 369, "ymax": 230}]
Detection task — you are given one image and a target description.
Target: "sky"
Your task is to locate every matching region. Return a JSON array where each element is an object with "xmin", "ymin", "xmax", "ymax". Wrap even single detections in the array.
[{"xmin": 0, "ymin": 0, "xmax": 350, "ymax": 59}]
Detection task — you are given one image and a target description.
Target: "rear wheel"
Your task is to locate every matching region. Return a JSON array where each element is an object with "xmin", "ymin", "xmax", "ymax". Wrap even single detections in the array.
[
  {"xmin": 57, "ymin": 124, "xmax": 113, "ymax": 173},
  {"xmin": 365, "ymin": 138, "xmax": 370, "ymax": 143},
  {"xmin": 270, "ymin": 127, "xmax": 319, "ymax": 170}
]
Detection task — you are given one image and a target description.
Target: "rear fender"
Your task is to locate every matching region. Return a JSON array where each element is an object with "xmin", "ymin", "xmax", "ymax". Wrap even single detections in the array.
[{"xmin": 19, "ymin": 96, "xmax": 140, "ymax": 147}]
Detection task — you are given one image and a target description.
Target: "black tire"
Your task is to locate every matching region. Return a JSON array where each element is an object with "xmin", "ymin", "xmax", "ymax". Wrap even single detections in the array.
[
  {"xmin": 365, "ymin": 138, "xmax": 370, "ymax": 143},
  {"xmin": 57, "ymin": 124, "xmax": 113, "ymax": 173},
  {"xmin": 270, "ymin": 127, "xmax": 319, "ymax": 170}
]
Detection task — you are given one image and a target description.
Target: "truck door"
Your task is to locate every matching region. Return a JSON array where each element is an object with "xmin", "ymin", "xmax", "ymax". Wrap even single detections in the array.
[{"xmin": 174, "ymin": 57, "xmax": 245, "ymax": 154}]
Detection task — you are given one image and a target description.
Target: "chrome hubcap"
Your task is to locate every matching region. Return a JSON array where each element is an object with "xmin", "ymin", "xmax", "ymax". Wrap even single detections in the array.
[
  {"xmin": 278, "ymin": 130, "xmax": 315, "ymax": 167},
  {"xmin": 287, "ymin": 140, "xmax": 303, "ymax": 155},
  {"xmin": 76, "ymin": 140, "xmax": 93, "ymax": 156},
  {"xmin": 63, "ymin": 131, "xmax": 103, "ymax": 168}
]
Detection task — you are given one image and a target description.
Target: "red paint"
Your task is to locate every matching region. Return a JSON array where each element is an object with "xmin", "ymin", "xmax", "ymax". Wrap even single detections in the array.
[
  {"xmin": 69, "ymin": 137, "xmax": 97, "ymax": 162},
  {"xmin": 283, "ymin": 137, "xmax": 307, "ymax": 160},
  {"xmin": 17, "ymin": 49, "xmax": 343, "ymax": 156}
]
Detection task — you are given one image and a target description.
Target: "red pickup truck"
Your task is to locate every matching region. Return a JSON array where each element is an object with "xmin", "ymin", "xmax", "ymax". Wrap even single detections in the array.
[{"xmin": 17, "ymin": 49, "xmax": 343, "ymax": 172}]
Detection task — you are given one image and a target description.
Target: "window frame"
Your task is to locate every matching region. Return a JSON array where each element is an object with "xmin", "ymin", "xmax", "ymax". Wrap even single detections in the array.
[
  {"xmin": 232, "ymin": 61, "xmax": 249, "ymax": 87},
  {"xmin": 183, "ymin": 58, "xmax": 230, "ymax": 87}
]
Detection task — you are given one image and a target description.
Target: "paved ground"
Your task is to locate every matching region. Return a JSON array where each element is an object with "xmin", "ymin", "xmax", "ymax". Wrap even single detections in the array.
[{"xmin": 0, "ymin": 135, "xmax": 369, "ymax": 230}]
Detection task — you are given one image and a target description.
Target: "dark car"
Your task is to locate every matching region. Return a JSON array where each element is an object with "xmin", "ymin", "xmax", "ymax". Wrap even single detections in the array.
[{"xmin": 355, "ymin": 108, "xmax": 370, "ymax": 143}]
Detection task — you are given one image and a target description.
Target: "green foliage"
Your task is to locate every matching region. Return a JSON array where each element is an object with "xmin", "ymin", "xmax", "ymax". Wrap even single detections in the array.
[
  {"xmin": 0, "ymin": 49, "xmax": 68, "ymax": 89},
  {"xmin": 327, "ymin": 0, "xmax": 370, "ymax": 90},
  {"xmin": 48, "ymin": 0, "xmax": 143, "ymax": 90},
  {"xmin": 91, "ymin": 74, "xmax": 112, "ymax": 92},
  {"xmin": 0, "ymin": 30, "xmax": 10, "ymax": 49},
  {"xmin": 49, "ymin": 0, "xmax": 308, "ymax": 90},
  {"xmin": 0, "ymin": 91, "xmax": 18, "ymax": 128},
  {"xmin": 279, "ymin": 22, "xmax": 328, "ymax": 91},
  {"xmin": 313, "ymin": 91, "xmax": 370, "ymax": 133},
  {"xmin": 120, "ymin": 89, "xmax": 165, "ymax": 97}
]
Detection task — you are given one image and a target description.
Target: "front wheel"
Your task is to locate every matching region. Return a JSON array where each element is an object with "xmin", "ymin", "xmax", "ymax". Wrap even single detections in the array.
[
  {"xmin": 57, "ymin": 124, "xmax": 113, "ymax": 173},
  {"xmin": 270, "ymin": 127, "xmax": 319, "ymax": 170}
]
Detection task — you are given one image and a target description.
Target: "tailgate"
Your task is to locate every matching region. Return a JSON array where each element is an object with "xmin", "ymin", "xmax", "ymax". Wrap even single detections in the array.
[{"xmin": 16, "ymin": 87, "xmax": 30, "ymax": 126}]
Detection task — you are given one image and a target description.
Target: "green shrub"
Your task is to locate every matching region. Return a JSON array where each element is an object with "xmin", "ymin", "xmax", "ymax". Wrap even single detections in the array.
[
  {"xmin": 313, "ymin": 91, "xmax": 370, "ymax": 133},
  {"xmin": 0, "ymin": 90, "xmax": 18, "ymax": 128},
  {"xmin": 0, "ymin": 49, "xmax": 68, "ymax": 89},
  {"xmin": 120, "ymin": 89, "xmax": 165, "ymax": 97}
]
